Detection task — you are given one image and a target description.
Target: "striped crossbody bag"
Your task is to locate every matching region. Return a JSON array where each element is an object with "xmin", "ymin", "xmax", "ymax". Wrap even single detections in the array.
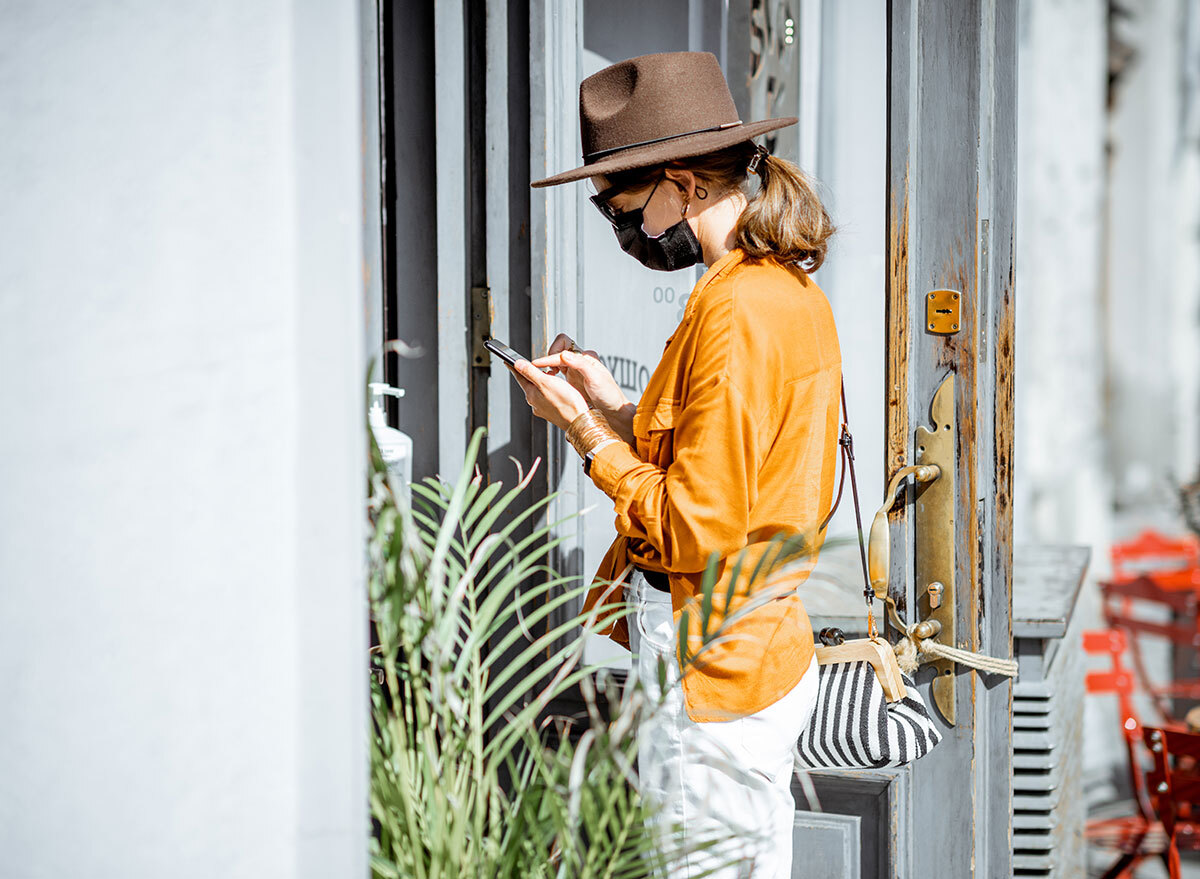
[{"xmin": 795, "ymin": 379, "xmax": 942, "ymax": 769}]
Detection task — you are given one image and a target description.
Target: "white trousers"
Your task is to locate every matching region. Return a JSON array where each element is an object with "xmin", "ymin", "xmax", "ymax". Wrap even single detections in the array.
[{"xmin": 626, "ymin": 570, "xmax": 820, "ymax": 879}]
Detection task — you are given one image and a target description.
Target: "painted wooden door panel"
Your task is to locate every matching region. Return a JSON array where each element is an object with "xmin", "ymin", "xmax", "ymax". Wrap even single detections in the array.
[
  {"xmin": 792, "ymin": 811, "xmax": 862, "ymax": 878},
  {"xmin": 789, "ymin": 1, "xmax": 1017, "ymax": 876},
  {"xmin": 794, "ymin": 769, "xmax": 906, "ymax": 878},
  {"xmin": 890, "ymin": 2, "xmax": 1017, "ymax": 876}
]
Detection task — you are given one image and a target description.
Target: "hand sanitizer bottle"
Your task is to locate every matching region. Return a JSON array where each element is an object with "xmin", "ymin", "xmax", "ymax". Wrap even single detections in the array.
[{"xmin": 368, "ymin": 383, "xmax": 413, "ymax": 503}]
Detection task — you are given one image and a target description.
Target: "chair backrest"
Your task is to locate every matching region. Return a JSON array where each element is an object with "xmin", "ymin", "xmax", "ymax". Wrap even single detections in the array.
[
  {"xmin": 1143, "ymin": 726, "xmax": 1200, "ymax": 837},
  {"xmin": 1083, "ymin": 629, "xmax": 1139, "ymax": 728},
  {"xmin": 1112, "ymin": 529, "xmax": 1200, "ymax": 582},
  {"xmin": 1084, "ymin": 628, "xmax": 1155, "ymax": 818}
]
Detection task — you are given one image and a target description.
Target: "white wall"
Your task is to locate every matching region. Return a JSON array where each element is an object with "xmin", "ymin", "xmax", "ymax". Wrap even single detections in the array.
[
  {"xmin": 1106, "ymin": 0, "xmax": 1200, "ymax": 511},
  {"xmin": 1014, "ymin": 0, "xmax": 1116, "ymax": 798},
  {"xmin": 1014, "ymin": 0, "xmax": 1110, "ymax": 557},
  {"xmin": 0, "ymin": 3, "xmax": 367, "ymax": 877}
]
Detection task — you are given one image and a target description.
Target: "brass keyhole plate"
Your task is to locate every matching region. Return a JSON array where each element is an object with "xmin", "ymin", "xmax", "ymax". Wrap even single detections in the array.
[{"xmin": 926, "ymin": 289, "xmax": 961, "ymax": 334}]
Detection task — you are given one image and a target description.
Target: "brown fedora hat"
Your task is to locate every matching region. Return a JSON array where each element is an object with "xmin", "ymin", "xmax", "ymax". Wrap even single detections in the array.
[{"xmin": 531, "ymin": 51, "xmax": 796, "ymax": 188}]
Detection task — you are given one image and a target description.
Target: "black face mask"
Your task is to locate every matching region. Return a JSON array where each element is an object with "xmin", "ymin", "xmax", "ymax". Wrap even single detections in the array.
[{"xmin": 604, "ymin": 176, "xmax": 705, "ymax": 272}]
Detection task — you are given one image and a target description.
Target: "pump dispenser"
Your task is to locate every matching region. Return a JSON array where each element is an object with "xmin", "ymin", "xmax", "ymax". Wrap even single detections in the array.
[{"xmin": 368, "ymin": 383, "xmax": 413, "ymax": 502}]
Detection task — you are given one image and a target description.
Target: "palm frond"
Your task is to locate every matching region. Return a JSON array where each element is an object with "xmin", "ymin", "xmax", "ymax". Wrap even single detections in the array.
[{"xmin": 367, "ymin": 420, "xmax": 824, "ymax": 878}]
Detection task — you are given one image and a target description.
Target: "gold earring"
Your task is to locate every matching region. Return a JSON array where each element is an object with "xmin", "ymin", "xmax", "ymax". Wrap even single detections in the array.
[{"xmin": 682, "ymin": 199, "xmax": 690, "ymax": 217}]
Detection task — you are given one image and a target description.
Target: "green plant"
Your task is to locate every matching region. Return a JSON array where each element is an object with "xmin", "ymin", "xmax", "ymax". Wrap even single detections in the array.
[{"xmin": 367, "ymin": 427, "xmax": 821, "ymax": 878}]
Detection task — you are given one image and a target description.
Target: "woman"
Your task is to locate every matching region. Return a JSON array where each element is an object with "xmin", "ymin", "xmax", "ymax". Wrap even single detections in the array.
[{"xmin": 513, "ymin": 51, "xmax": 841, "ymax": 878}]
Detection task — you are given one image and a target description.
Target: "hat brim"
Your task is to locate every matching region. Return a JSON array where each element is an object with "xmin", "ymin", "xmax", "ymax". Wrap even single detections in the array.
[{"xmin": 530, "ymin": 116, "xmax": 798, "ymax": 188}]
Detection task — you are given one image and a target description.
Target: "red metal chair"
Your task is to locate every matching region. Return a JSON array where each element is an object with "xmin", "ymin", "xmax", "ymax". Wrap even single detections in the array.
[
  {"xmin": 1101, "ymin": 530, "xmax": 1200, "ymax": 723},
  {"xmin": 1083, "ymin": 627, "xmax": 1170, "ymax": 878},
  {"xmin": 1142, "ymin": 726, "xmax": 1200, "ymax": 878},
  {"xmin": 1111, "ymin": 530, "xmax": 1200, "ymax": 581},
  {"xmin": 1108, "ymin": 528, "xmax": 1195, "ymax": 576}
]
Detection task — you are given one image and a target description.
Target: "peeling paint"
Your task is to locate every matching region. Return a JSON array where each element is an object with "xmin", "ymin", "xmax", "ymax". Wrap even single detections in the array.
[
  {"xmin": 886, "ymin": 170, "xmax": 911, "ymax": 622},
  {"xmin": 993, "ymin": 226, "xmax": 1017, "ymax": 632},
  {"xmin": 886, "ymin": 169, "xmax": 911, "ymax": 477}
]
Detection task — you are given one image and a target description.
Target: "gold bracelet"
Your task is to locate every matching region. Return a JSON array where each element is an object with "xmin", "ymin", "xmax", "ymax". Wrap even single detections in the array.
[{"xmin": 566, "ymin": 409, "xmax": 620, "ymax": 460}]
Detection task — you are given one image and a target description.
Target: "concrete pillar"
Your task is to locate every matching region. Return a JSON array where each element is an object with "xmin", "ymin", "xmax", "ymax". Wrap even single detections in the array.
[
  {"xmin": 0, "ymin": 3, "xmax": 368, "ymax": 876},
  {"xmin": 1014, "ymin": 0, "xmax": 1110, "ymax": 556}
]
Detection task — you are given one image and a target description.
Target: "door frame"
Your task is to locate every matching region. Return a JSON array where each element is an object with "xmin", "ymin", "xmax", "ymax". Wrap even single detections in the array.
[{"xmin": 882, "ymin": 1, "xmax": 1017, "ymax": 875}]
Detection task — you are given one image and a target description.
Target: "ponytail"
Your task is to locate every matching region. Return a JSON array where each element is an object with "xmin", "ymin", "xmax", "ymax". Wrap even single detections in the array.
[
  {"xmin": 736, "ymin": 153, "xmax": 835, "ymax": 271},
  {"xmin": 598, "ymin": 140, "xmax": 835, "ymax": 271}
]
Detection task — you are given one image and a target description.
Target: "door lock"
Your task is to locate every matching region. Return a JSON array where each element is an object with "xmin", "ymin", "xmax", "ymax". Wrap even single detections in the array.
[{"xmin": 926, "ymin": 289, "xmax": 961, "ymax": 333}]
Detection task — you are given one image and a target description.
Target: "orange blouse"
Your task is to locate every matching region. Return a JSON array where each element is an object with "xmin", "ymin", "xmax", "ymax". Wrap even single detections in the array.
[{"xmin": 582, "ymin": 247, "xmax": 842, "ymax": 722}]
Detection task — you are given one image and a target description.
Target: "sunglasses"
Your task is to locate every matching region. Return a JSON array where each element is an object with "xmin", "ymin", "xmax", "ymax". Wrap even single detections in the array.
[{"xmin": 588, "ymin": 175, "xmax": 664, "ymax": 229}]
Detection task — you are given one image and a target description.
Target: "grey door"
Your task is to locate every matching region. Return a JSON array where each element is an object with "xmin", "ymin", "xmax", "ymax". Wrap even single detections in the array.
[{"xmin": 792, "ymin": 2, "xmax": 1018, "ymax": 877}]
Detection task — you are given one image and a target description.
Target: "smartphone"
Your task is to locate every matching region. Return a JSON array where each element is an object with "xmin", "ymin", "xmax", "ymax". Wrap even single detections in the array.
[{"xmin": 483, "ymin": 338, "xmax": 527, "ymax": 368}]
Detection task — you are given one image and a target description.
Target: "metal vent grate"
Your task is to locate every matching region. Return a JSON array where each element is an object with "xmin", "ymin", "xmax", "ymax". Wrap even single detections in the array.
[{"xmin": 1013, "ymin": 623, "xmax": 1086, "ymax": 877}]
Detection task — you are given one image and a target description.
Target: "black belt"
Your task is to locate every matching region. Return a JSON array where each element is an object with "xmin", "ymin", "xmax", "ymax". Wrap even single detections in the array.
[{"xmin": 635, "ymin": 566, "xmax": 671, "ymax": 592}]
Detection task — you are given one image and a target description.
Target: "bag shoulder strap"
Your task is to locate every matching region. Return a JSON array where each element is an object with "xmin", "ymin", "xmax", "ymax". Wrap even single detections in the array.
[
  {"xmin": 817, "ymin": 377, "xmax": 873, "ymax": 605},
  {"xmin": 817, "ymin": 379, "xmax": 850, "ymax": 532}
]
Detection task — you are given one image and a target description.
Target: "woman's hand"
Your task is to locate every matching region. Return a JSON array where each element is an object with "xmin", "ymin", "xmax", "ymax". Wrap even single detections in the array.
[
  {"xmin": 532, "ymin": 338, "xmax": 636, "ymax": 443},
  {"xmin": 536, "ymin": 335, "xmax": 626, "ymax": 413},
  {"xmin": 508, "ymin": 360, "xmax": 590, "ymax": 431}
]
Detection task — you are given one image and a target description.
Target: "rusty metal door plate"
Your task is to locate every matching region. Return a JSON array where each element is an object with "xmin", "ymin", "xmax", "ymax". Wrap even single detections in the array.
[
  {"xmin": 470, "ymin": 286, "xmax": 492, "ymax": 367},
  {"xmin": 926, "ymin": 289, "xmax": 961, "ymax": 334},
  {"xmin": 915, "ymin": 374, "xmax": 957, "ymax": 724}
]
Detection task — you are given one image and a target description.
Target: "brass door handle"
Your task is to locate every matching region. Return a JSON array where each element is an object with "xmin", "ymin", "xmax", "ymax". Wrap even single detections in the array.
[
  {"xmin": 867, "ymin": 375, "xmax": 959, "ymax": 725},
  {"xmin": 866, "ymin": 463, "xmax": 941, "ymax": 599}
]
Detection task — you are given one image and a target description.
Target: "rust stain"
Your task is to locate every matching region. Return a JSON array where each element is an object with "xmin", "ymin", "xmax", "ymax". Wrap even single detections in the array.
[
  {"xmin": 993, "ymin": 226, "xmax": 1017, "ymax": 637},
  {"xmin": 885, "ymin": 168, "xmax": 911, "ymax": 618},
  {"xmin": 886, "ymin": 166, "xmax": 911, "ymax": 478}
]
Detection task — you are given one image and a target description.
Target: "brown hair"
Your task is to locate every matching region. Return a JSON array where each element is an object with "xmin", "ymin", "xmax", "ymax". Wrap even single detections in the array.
[{"xmin": 600, "ymin": 140, "xmax": 835, "ymax": 271}]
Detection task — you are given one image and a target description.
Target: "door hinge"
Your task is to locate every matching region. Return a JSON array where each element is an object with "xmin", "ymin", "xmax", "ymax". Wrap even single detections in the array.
[{"xmin": 470, "ymin": 285, "xmax": 491, "ymax": 369}]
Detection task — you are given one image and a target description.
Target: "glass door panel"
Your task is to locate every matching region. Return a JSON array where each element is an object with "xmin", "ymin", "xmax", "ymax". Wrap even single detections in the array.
[{"xmin": 545, "ymin": 0, "xmax": 886, "ymax": 665}]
